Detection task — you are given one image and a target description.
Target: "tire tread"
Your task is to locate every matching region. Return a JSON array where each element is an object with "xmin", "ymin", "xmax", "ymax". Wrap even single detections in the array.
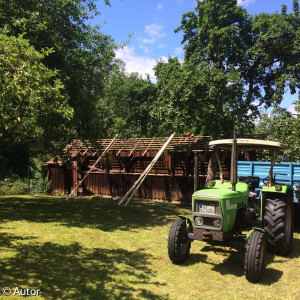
[
  {"xmin": 168, "ymin": 219, "xmax": 191, "ymax": 264},
  {"xmin": 264, "ymin": 196, "xmax": 294, "ymax": 255},
  {"xmin": 245, "ymin": 231, "xmax": 266, "ymax": 282}
]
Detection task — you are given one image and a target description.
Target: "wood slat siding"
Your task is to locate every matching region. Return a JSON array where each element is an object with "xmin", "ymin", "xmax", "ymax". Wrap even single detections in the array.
[
  {"xmin": 48, "ymin": 150, "xmax": 210, "ymax": 201},
  {"xmin": 49, "ymin": 167, "xmax": 65, "ymax": 196}
]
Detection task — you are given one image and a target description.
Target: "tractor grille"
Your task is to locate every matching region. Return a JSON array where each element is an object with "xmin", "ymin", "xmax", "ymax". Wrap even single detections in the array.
[
  {"xmin": 193, "ymin": 198, "xmax": 223, "ymax": 230},
  {"xmin": 193, "ymin": 199, "xmax": 222, "ymax": 215}
]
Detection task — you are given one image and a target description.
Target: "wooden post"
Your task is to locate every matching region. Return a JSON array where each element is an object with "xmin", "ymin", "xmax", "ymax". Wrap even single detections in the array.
[
  {"xmin": 106, "ymin": 153, "xmax": 112, "ymax": 196},
  {"xmin": 194, "ymin": 152, "xmax": 199, "ymax": 192},
  {"xmin": 215, "ymin": 149, "xmax": 224, "ymax": 184},
  {"xmin": 206, "ymin": 151, "xmax": 217, "ymax": 182},
  {"xmin": 77, "ymin": 165, "xmax": 83, "ymax": 195},
  {"xmin": 72, "ymin": 160, "xmax": 78, "ymax": 197}
]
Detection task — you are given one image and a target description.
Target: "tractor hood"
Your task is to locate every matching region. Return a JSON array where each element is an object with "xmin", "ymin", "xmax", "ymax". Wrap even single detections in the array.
[
  {"xmin": 193, "ymin": 180, "xmax": 249, "ymax": 199},
  {"xmin": 192, "ymin": 180, "xmax": 249, "ymax": 232}
]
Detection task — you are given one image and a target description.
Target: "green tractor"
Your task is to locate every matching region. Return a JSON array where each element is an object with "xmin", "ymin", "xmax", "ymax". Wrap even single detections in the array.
[{"xmin": 168, "ymin": 136, "xmax": 294, "ymax": 282}]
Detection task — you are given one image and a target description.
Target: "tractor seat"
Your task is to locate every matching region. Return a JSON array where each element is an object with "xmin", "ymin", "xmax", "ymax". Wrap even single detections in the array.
[{"xmin": 239, "ymin": 176, "xmax": 260, "ymax": 191}]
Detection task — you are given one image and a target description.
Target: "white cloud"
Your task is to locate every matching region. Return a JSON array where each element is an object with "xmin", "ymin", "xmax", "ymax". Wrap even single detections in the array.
[
  {"xmin": 237, "ymin": 0, "xmax": 256, "ymax": 7},
  {"xmin": 157, "ymin": 3, "xmax": 163, "ymax": 10},
  {"xmin": 142, "ymin": 24, "xmax": 165, "ymax": 44},
  {"xmin": 141, "ymin": 37, "xmax": 156, "ymax": 44},
  {"xmin": 115, "ymin": 46, "xmax": 168, "ymax": 81},
  {"xmin": 139, "ymin": 45, "xmax": 151, "ymax": 54},
  {"xmin": 288, "ymin": 104, "xmax": 298, "ymax": 116},
  {"xmin": 174, "ymin": 47, "xmax": 184, "ymax": 56}
]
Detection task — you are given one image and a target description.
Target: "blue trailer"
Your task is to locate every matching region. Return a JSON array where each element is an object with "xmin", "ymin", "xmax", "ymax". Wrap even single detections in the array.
[{"xmin": 237, "ymin": 161, "xmax": 300, "ymax": 207}]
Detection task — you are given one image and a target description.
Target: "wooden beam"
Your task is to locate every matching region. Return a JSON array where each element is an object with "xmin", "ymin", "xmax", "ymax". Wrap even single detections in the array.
[
  {"xmin": 116, "ymin": 139, "xmax": 129, "ymax": 156},
  {"xmin": 129, "ymin": 138, "xmax": 141, "ymax": 156},
  {"xmin": 194, "ymin": 152, "xmax": 199, "ymax": 192},
  {"xmin": 66, "ymin": 134, "xmax": 118, "ymax": 200},
  {"xmin": 142, "ymin": 138, "xmax": 155, "ymax": 156},
  {"xmin": 119, "ymin": 133, "xmax": 176, "ymax": 206}
]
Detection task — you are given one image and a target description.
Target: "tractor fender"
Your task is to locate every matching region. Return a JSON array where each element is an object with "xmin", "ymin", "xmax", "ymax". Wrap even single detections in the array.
[
  {"xmin": 261, "ymin": 185, "xmax": 294, "ymax": 200},
  {"xmin": 261, "ymin": 186, "xmax": 294, "ymax": 206}
]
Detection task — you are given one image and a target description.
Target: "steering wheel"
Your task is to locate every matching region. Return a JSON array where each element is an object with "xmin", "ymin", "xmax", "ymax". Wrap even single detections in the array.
[
  {"xmin": 262, "ymin": 175, "xmax": 269, "ymax": 184},
  {"xmin": 273, "ymin": 173, "xmax": 286, "ymax": 182},
  {"xmin": 263, "ymin": 173, "xmax": 286, "ymax": 184}
]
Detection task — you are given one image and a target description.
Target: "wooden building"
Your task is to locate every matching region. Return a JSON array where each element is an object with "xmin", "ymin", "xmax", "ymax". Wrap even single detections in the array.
[{"xmin": 46, "ymin": 136, "xmax": 215, "ymax": 202}]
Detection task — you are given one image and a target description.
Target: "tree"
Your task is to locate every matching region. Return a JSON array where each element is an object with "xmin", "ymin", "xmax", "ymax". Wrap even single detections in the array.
[
  {"xmin": 0, "ymin": 32, "xmax": 73, "ymax": 175},
  {"xmin": 0, "ymin": 0, "xmax": 116, "ymax": 142},
  {"xmin": 153, "ymin": 57, "xmax": 246, "ymax": 138},
  {"xmin": 0, "ymin": 0, "xmax": 118, "ymax": 177},
  {"xmin": 98, "ymin": 60, "xmax": 157, "ymax": 138},
  {"xmin": 176, "ymin": 0, "xmax": 300, "ymax": 121},
  {"xmin": 255, "ymin": 103, "xmax": 300, "ymax": 161}
]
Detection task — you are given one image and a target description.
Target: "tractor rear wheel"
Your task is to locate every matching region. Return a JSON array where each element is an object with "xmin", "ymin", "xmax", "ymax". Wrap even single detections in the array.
[
  {"xmin": 168, "ymin": 219, "xmax": 191, "ymax": 264},
  {"xmin": 264, "ymin": 197, "xmax": 294, "ymax": 255},
  {"xmin": 244, "ymin": 230, "xmax": 266, "ymax": 283}
]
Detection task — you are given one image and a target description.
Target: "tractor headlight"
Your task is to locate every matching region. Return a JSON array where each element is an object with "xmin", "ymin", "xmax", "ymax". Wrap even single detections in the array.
[
  {"xmin": 213, "ymin": 219, "xmax": 222, "ymax": 228},
  {"xmin": 194, "ymin": 216, "xmax": 204, "ymax": 226}
]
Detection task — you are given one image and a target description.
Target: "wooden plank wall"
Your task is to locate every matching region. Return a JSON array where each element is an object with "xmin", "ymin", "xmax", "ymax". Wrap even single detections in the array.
[
  {"xmin": 48, "ymin": 167, "xmax": 65, "ymax": 196},
  {"xmin": 48, "ymin": 151, "xmax": 211, "ymax": 202},
  {"xmin": 81, "ymin": 173, "xmax": 201, "ymax": 202}
]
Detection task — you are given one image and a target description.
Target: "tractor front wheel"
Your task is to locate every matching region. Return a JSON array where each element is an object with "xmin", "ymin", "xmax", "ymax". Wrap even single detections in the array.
[
  {"xmin": 168, "ymin": 219, "xmax": 191, "ymax": 264},
  {"xmin": 244, "ymin": 230, "xmax": 266, "ymax": 283}
]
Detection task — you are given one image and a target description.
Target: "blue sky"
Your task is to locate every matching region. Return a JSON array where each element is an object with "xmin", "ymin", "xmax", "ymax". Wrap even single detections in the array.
[{"xmin": 93, "ymin": 0, "xmax": 298, "ymax": 112}]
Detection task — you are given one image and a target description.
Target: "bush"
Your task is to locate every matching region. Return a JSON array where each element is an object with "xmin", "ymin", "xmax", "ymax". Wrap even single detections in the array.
[
  {"xmin": 0, "ymin": 177, "xmax": 28, "ymax": 195},
  {"xmin": 30, "ymin": 175, "xmax": 51, "ymax": 194},
  {"xmin": 0, "ymin": 165, "xmax": 51, "ymax": 196}
]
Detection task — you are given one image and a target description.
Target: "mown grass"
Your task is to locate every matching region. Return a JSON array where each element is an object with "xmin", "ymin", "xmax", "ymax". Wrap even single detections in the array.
[{"xmin": 0, "ymin": 195, "xmax": 299, "ymax": 299}]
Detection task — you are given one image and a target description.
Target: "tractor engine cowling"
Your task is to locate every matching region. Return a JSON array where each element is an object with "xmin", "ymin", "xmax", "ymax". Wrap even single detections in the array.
[{"xmin": 191, "ymin": 180, "xmax": 249, "ymax": 241}]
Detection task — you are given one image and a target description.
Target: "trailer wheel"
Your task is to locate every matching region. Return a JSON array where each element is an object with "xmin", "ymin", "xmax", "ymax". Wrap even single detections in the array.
[
  {"xmin": 168, "ymin": 219, "xmax": 191, "ymax": 264},
  {"xmin": 244, "ymin": 230, "xmax": 266, "ymax": 283},
  {"xmin": 264, "ymin": 197, "xmax": 294, "ymax": 255}
]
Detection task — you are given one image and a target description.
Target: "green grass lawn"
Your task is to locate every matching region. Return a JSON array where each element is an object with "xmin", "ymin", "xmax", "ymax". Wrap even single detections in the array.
[{"xmin": 0, "ymin": 196, "xmax": 299, "ymax": 299}]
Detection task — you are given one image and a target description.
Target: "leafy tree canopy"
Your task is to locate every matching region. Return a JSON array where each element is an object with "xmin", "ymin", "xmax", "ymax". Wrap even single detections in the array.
[
  {"xmin": 153, "ymin": 57, "xmax": 246, "ymax": 138},
  {"xmin": 0, "ymin": 0, "xmax": 116, "ymax": 174},
  {"xmin": 98, "ymin": 60, "xmax": 157, "ymax": 138},
  {"xmin": 0, "ymin": 0, "xmax": 116, "ymax": 142},
  {"xmin": 176, "ymin": 0, "xmax": 300, "ymax": 119},
  {"xmin": 255, "ymin": 103, "xmax": 300, "ymax": 161},
  {"xmin": 0, "ymin": 32, "xmax": 73, "ymax": 172}
]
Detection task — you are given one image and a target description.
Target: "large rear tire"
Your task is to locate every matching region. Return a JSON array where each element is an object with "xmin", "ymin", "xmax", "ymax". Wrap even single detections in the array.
[
  {"xmin": 244, "ymin": 230, "xmax": 266, "ymax": 283},
  {"xmin": 264, "ymin": 196, "xmax": 294, "ymax": 255},
  {"xmin": 168, "ymin": 219, "xmax": 191, "ymax": 264}
]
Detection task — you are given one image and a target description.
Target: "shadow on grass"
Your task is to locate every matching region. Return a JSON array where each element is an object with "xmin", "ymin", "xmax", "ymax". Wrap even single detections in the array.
[
  {"xmin": 288, "ymin": 236, "xmax": 300, "ymax": 259},
  {"xmin": 294, "ymin": 212, "xmax": 300, "ymax": 234},
  {"xmin": 0, "ymin": 196, "xmax": 189, "ymax": 231},
  {"xmin": 207, "ymin": 247, "xmax": 283, "ymax": 285},
  {"xmin": 182, "ymin": 237, "xmax": 300, "ymax": 285},
  {"xmin": 177, "ymin": 210, "xmax": 300, "ymax": 284},
  {"xmin": 0, "ymin": 232, "xmax": 168, "ymax": 299},
  {"xmin": 0, "ymin": 231, "xmax": 37, "ymax": 248}
]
